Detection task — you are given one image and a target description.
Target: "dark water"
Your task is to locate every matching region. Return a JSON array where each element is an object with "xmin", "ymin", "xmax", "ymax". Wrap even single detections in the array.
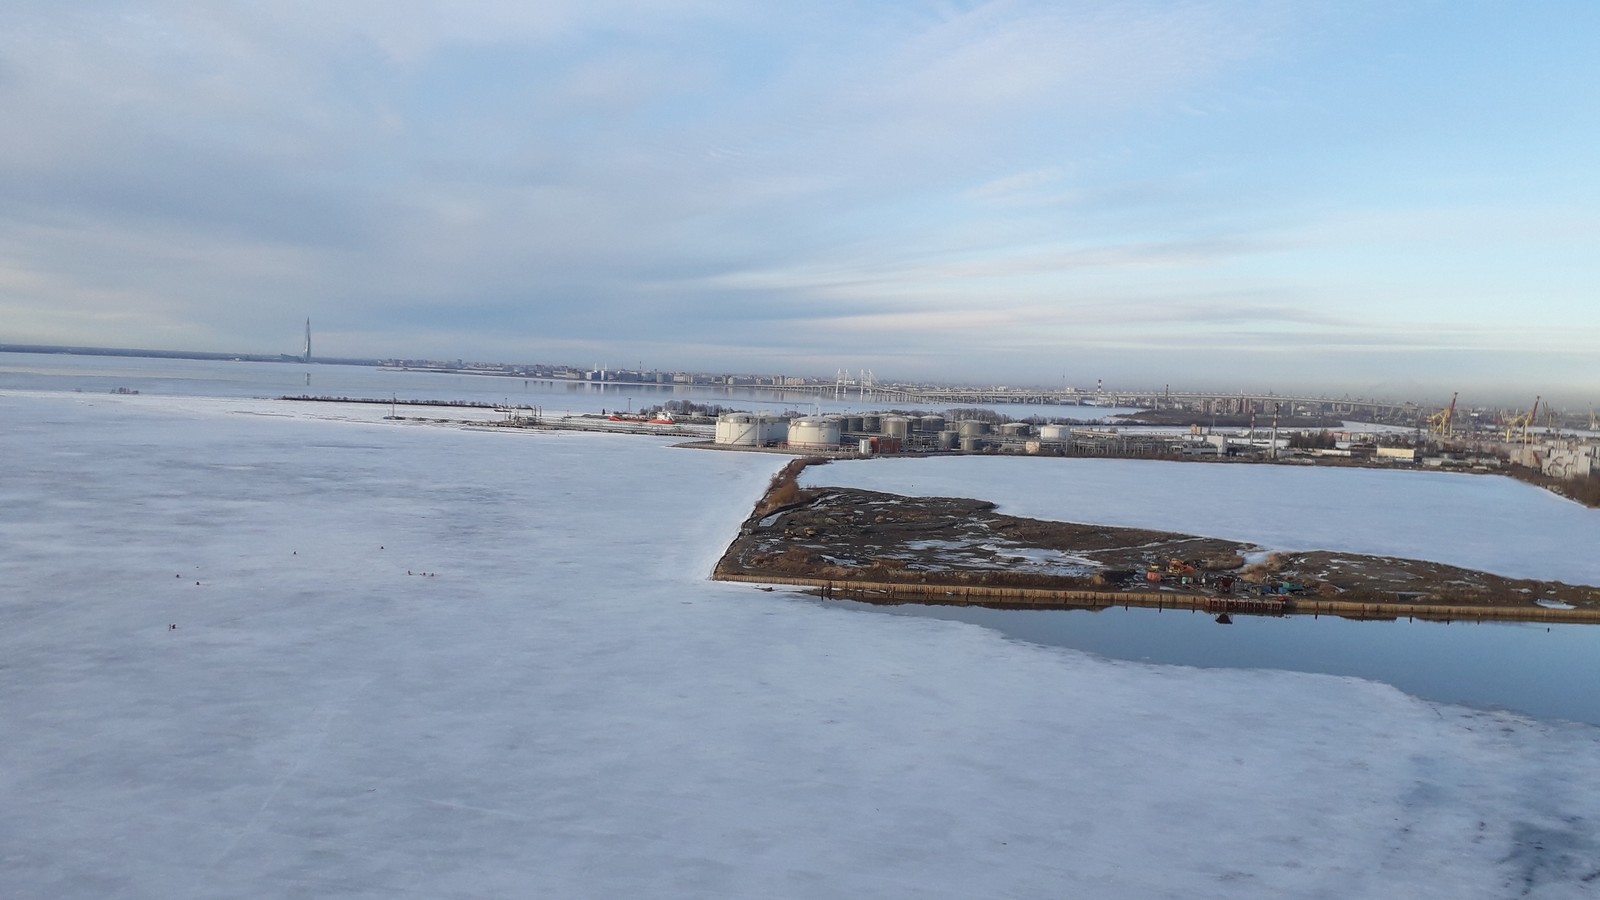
[{"xmin": 836, "ymin": 599, "xmax": 1600, "ymax": 726}]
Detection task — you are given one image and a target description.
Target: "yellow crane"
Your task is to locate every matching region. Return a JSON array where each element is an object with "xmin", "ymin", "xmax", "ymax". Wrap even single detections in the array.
[
  {"xmin": 1503, "ymin": 395, "xmax": 1541, "ymax": 443},
  {"xmin": 1428, "ymin": 392, "xmax": 1458, "ymax": 437}
]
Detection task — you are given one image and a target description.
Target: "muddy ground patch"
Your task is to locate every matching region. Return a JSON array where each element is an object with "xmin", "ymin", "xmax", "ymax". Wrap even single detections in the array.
[{"xmin": 717, "ymin": 486, "xmax": 1600, "ymax": 612}]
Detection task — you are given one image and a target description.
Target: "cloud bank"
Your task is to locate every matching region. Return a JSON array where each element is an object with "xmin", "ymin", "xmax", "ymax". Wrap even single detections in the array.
[{"xmin": 1, "ymin": 1, "xmax": 1595, "ymax": 402}]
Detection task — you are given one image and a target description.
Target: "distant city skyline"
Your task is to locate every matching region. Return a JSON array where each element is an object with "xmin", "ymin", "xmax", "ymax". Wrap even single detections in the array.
[
  {"xmin": 0, "ymin": 340, "xmax": 1576, "ymax": 418},
  {"xmin": 0, "ymin": 3, "xmax": 1595, "ymax": 406}
]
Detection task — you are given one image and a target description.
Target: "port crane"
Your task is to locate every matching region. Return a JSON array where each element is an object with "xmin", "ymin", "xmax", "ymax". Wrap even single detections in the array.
[
  {"xmin": 1503, "ymin": 395, "xmax": 1541, "ymax": 443},
  {"xmin": 1428, "ymin": 392, "xmax": 1458, "ymax": 437}
]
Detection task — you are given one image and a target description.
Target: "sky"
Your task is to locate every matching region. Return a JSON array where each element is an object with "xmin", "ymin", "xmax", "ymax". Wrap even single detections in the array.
[{"xmin": 0, "ymin": 1, "xmax": 1595, "ymax": 405}]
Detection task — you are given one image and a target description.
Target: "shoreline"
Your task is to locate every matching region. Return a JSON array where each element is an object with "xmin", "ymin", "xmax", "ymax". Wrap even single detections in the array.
[
  {"xmin": 714, "ymin": 460, "xmax": 1600, "ymax": 624},
  {"xmin": 678, "ymin": 436, "xmax": 1599, "ymax": 510},
  {"xmin": 714, "ymin": 572, "xmax": 1600, "ymax": 624}
]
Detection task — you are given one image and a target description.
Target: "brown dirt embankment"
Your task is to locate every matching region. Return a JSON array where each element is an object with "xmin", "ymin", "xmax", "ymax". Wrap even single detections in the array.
[{"xmin": 714, "ymin": 473, "xmax": 1600, "ymax": 621}]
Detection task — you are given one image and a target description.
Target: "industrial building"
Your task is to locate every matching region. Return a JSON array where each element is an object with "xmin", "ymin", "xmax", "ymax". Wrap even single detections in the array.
[
  {"xmin": 707, "ymin": 411, "xmax": 1600, "ymax": 512},
  {"xmin": 712, "ymin": 412, "xmax": 1179, "ymax": 457}
]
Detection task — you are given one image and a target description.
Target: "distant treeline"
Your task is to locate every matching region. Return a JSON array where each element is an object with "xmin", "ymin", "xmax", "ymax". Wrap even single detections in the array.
[
  {"xmin": 1288, "ymin": 430, "xmax": 1339, "ymax": 450},
  {"xmin": 638, "ymin": 399, "xmax": 736, "ymax": 417}
]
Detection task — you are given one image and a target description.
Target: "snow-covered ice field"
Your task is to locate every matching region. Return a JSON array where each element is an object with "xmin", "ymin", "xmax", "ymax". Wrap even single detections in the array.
[{"xmin": 5, "ymin": 390, "xmax": 1600, "ymax": 899}]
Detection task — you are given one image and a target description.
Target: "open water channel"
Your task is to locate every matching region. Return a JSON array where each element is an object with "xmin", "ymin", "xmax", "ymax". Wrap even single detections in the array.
[{"xmin": 832, "ymin": 598, "xmax": 1600, "ymax": 726}]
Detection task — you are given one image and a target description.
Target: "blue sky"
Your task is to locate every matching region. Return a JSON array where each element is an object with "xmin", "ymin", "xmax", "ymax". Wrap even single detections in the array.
[{"xmin": 0, "ymin": 1, "xmax": 1594, "ymax": 404}]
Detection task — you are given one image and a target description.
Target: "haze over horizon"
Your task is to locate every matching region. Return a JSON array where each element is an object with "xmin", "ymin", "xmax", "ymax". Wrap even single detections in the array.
[{"xmin": 1, "ymin": 2, "xmax": 1595, "ymax": 407}]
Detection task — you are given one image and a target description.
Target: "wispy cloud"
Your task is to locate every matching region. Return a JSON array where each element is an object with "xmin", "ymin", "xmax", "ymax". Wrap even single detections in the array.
[{"xmin": 0, "ymin": 1, "xmax": 1594, "ymax": 400}]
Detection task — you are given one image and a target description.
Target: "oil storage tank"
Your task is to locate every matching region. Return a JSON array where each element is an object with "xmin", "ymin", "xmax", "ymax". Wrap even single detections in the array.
[
  {"xmin": 918, "ymin": 415, "xmax": 946, "ymax": 433},
  {"xmin": 789, "ymin": 417, "xmax": 843, "ymax": 450},
  {"xmin": 762, "ymin": 416, "xmax": 790, "ymax": 446},
  {"xmin": 861, "ymin": 415, "xmax": 882, "ymax": 433},
  {"xmin": 715, "ymin": 413, "xmax": 787, "ymax": 446},
  {"xmin": 1037, "ymin": 424, "xmax": 1070, "ymax": 442},
  {"xmin": 881, "ymin": 416, "xmax": 910, "ymax": 439},
  {"xmin": 956, "ymin": 420, "xmax": 990, "ymax": 438},
  {"xmin": 715, "ymin": 413, "xmax": 759, "ymax": 446},
  {"xmin": 1000, "ymin": 422, "xmax": 1031, "ymax": 437},
  {"xmin": 936, "ymin": 430, "xmax": 960, "ymax": 450}
]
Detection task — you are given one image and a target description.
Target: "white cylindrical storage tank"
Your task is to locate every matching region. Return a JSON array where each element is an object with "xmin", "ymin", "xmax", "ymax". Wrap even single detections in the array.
[
  {"xmin": 937, "ymin": 430, "xmax": 960, "ymax": 450},
  {"xmin": 960, "ymin": 436, "xmax": 986, "ymax": 452},
  {"xmin": 881, "ymin": 416, "xmax": 910, "ymax": 439},
  {"xmin": 789, "ymin": 416, "xmax": 842, "ymax": 450},
  {"xmin": 1000, "ymin": 422, "xmax": 1030, "ymax": 437},
  {"xmin": 757, "ymin": 415, "xmax": 789, "ymax": 446},
  {"xmin": 1037, "ymin": 424, "xmax": 1070, "ymax": 441},
  {"xmin": 957, "ymin": 420, "xmax": 990, "ymax": 438},
  {"xmin": 918, "ymin": 415, "xmax": 946, "ymax": 433},
  {"xmin": 715, "ymin": 413, "xmax": 759, "ymax": 446},
  {"xmin": 858, "ymin": 438, "xmax": 874, "ymax": 457}
]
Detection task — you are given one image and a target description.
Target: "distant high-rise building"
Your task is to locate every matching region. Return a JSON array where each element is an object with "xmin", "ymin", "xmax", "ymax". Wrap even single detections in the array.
[{"xmin": 303, "ymin": 318, "xmax": 312, "ymax": 363}]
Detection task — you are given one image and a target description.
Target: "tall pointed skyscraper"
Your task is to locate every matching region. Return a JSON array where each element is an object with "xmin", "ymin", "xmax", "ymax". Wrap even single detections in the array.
[{"xmin": 303, "ymin": 318, "xmax": 312, "ymax": 363}]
